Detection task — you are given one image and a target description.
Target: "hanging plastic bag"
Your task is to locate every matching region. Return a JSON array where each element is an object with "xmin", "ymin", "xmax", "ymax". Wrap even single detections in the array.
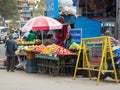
[{"xmin": 59, "ymin": 0, "xmax": 73, "ymax": 7}]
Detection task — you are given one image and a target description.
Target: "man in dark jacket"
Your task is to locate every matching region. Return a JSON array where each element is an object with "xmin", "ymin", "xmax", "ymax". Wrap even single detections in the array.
[{"xmin": 5, "ymin": 35, "xmax": 17, "ymax": 72}]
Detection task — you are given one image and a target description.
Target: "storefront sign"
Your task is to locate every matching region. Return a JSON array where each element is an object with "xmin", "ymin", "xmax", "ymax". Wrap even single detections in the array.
[
  {"xmin": 69, "ymin": 28, "xmax": 82, "ymax": 44},
  {"xmin": 46, "ymin": 0, "xmax": 58, "ymax": 19}
]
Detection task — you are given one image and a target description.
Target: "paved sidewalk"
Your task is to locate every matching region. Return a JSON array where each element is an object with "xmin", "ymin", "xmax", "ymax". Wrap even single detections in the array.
[
  {"xmin": 0, "ymin": 58, "xmax": 6, "ymax": 69},
  {"xmin": 0, "ymin": 69, "xmax": 120, "ymax": 90}
]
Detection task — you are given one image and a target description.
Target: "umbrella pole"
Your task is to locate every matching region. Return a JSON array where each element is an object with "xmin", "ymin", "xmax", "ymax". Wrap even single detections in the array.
[{"xmin": 41, "ymin": 30, "xmax": 44, "ymax": 44}]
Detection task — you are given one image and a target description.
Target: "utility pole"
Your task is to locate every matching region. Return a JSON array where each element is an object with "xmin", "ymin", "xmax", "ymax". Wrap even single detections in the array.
[{"xmin": 116, "ymin": 0, "xmax": 120, "ymax": 39}]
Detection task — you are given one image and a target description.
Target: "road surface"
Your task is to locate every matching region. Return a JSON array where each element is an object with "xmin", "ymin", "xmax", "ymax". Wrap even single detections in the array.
[{"xmin": 0, "ymin": 43, "xmax": 6, "ymax": 59}]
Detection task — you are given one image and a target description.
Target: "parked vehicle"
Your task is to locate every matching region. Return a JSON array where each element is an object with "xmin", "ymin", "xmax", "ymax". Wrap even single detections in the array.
[{"xmin": 0, "ymin": 26, "xmax": 9, "ymax": 43}]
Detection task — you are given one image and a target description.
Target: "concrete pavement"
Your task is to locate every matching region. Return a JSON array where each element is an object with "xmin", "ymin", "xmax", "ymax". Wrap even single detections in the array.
[
  {"xmin": 0, "ymin": 69, "xmax": 120, "ymax": 90},
  {"xmin": 0, "ymin": 43, "xmax": 6, "ymax": 69}
]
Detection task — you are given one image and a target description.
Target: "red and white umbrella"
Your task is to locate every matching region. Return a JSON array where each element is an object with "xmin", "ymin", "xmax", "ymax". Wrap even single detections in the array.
[{"xmin": 22, "ymin": 16, "xmax": 63, "ymax": 32}]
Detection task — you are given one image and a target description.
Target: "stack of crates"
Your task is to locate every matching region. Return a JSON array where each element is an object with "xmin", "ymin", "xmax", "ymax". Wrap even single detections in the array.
[{"xmin": 26, "ymin": 59, "xmax": 39, "ymax": 73}]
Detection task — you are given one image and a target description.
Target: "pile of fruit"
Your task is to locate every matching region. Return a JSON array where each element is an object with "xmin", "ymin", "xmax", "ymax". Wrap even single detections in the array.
[
  {"xmin": 52, "ymin": 46, "xmax": 75, "ymax": 55},
  {"xmin": 40, "ymin": 44, "xmax": 59, "ymax": 55},
  {"xmin": 17, "ymin": 43, "xmax": 76, "ymax": 55},
  {"xmin": 16, "ymin": 39, "xmax": 41, "ymax": 45},
  {"xmin": 32, "ymin": 44, "xmax": 46, "ymax": 53},
  {"xmin": 32, "ymin": 44, "xmax": 76, "ymax": 55},
  {"xmin": 17, "ymin": 41, "xmax": 35, "ymax": 45},
  {"xmin": 34, "ymin": 39, "xmax": 42, "ymax": 44},
  {"xmin": 15, "ymin": 38, "xmax": 22, "ymax": 43},
  {"xmin": 15, "ymin": 45, "xmax": 24, "ymax": 54},
  {"xmin": 24, "ymin": 45, "xmax": 35, "ymax": 52}
]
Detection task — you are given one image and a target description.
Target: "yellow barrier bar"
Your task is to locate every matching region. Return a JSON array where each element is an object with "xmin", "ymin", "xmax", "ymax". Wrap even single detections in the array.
[
  {"xmin": 73, "ymin": 41, "xmax": 83, "ymax": 80},
  {"xmin": 84, "ymin": 44, "xmax": 91, "ymax": 79},
  {"xmin": 77, "ymin": 68, "xmax": 114, "ymax": 72},
  {"xmin": 107, "ymin": 37, "xmax": 118, "ymax": 84},
  {"xmin": 96, "ymin": 37, "xmax": 107, "ymax": 84}
]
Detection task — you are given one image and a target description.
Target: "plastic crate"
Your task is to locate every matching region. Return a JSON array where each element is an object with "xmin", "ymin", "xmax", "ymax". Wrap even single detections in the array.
[
  {"xmin": 26, "ymin": 59, "xmax": 38, "ymax": 66},
  {"xmin": 26, "ymin": 66, "xmax": 39, "ymax": 73}
]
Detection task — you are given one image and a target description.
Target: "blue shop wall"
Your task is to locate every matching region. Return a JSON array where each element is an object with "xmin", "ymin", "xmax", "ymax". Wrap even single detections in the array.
[{"xmin": 74, "ymin": 17, "xmax": 101, "ymax": 38}]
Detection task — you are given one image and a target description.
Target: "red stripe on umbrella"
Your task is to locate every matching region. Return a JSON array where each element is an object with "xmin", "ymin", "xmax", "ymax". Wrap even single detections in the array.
[
  {"xmin": 32, "ymin": 16, "xmax": 49, "ymax": 30},
  {"xmin": 22, "ymin": 16, "xmax": 63, "ymax": 32}
]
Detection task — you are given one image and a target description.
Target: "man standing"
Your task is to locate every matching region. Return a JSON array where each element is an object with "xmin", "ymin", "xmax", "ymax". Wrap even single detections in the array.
[{"xmin": 5, "ymin": 35, "xmax": 17, "ymax": 72}]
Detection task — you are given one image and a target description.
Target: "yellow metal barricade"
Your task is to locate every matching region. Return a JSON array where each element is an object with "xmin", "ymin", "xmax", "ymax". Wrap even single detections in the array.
[{"xmin": 73, "ymin": 36, "xmax": 118, "ymax": 84}]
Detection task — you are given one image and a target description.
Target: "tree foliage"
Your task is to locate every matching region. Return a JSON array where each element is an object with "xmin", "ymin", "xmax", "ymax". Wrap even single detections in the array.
[{"xmin": 0, "ymin": 0, "xmax": 19, "ymax": 20}]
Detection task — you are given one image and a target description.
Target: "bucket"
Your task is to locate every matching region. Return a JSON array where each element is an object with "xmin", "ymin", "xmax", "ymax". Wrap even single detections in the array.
[{"xmin": 26, "ymin": 66, "xmax": 39, "ymax": 73}]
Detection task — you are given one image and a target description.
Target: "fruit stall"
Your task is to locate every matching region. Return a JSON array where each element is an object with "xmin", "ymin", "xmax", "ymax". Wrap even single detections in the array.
[{"xmin": 15, "ymin": 39, "xmax": 79, "ymax": 76}]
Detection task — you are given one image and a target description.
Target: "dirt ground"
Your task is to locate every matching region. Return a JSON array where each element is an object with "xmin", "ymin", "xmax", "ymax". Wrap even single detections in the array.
[{"xmin": 0, "ymin": 69, "xmax": 120, "ymax": 90}]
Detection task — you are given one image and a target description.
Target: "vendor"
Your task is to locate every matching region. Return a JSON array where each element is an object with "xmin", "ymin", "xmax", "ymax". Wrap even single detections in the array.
[
  {"xmin": 26, "ymin": 30, "xmax": 36, "ymax": 41},
  {"xmin": 64, "ymin": 34, "xmax": 74, "ymax": 49},
  {"xmin": 46, "ymin": 34, "xmax": 57, "ymax": 45},
  {"xmin": 55, "ymin": 29, "xmax": 64, "ymax": 46}
]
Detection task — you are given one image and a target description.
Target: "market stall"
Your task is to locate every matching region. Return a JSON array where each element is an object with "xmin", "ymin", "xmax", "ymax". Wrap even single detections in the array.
[
  {"xmin": 15, "ymin": 39, "xmax": 78, "ymax": 76},
  {"xmin": 18, "ymin": 15, "xmax": 80, "ymax": 75}
]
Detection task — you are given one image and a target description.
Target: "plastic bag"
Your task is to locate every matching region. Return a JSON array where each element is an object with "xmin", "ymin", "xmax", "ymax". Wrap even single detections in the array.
[
  {"xmin": 59, "ymin": 0, "xmax": 76, "ymax": 16},
  {"xmin": 59, "ymin": 0, "xmax": 73, "ymax": 7}
]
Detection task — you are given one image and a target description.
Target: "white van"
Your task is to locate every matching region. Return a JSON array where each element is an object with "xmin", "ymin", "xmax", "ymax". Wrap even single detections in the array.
[{"xmin": 0, "ymin": 26, "xmax": 9, "ymax": 43}]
